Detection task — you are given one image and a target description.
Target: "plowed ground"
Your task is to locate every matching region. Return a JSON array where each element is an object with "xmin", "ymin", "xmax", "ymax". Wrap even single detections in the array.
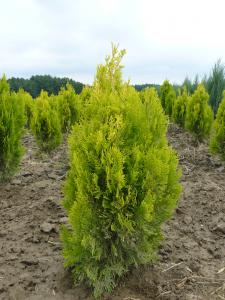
[{"xmin": 1, "ymin": 124, "xmax": 225, "ymax": 300}]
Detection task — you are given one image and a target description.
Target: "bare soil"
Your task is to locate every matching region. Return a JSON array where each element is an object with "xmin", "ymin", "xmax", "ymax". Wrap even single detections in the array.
[{"xmin": 1, "ymin": 124, "xmax": 225, "ymax": 300}]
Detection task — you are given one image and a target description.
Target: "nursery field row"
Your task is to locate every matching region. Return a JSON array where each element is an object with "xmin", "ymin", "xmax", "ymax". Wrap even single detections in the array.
[{"xmin": 1, "ymin": 46, "xmax": 225, "ymax": 298}]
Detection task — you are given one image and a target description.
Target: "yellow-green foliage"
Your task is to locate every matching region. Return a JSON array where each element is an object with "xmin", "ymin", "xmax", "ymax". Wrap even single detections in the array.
[
  {"xmin": 0, "ymin": 76, "xmax": 26, "ymax": 181},
  {"xmin": 172, "ymin": 87, "xmax": 189, "ymax": 127},
  {"xmin": 160, "ymin": 80, "xmax": 176, "ymax": 116},
  {"xmin": 79, "ymin": 85, "xmax": 92, "ymax": 102},
  {"xmin": 31, "ymin": 90, "xmax": 62, "ymax": 152},
  {"xmin": 57, "ymin": 84, "xmax": 80, "ymax": 132},
  {"xmin": 185, "ymin": 84, "xmax": 213, "ymax": 139},
  {"xmin": 140, "ymin": 87, "xmax": 168, "ymax": 146},
  {"xmin": 19, "ymin": 89, "xmax": 34, "ymax": 128},
  {"xmin": 60, "ymin": 46, "xmax": 181, "ymax": 298},
  {"xmin": 210, "ymin": 91, "xmax": 225, "ymax": 159},
  {"xmin": 93, "ymin": 44, "xmax": 126, "ymax": 94}
]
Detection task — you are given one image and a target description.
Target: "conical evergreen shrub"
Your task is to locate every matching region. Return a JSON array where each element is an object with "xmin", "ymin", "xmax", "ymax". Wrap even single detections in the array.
[
  {"xmin": 140, "ymin": 87, "xmax": 168, "ymax": 146},
  {"xmin": 57, "ymin": 84, "xmax": 80, "ymax": 132},
  {"xmin": 31, "ymin": 90, "xmax": 62, "ymax": 152},
  {"xmin": 60, "ymin": 46, "xmax": 181, "ymax": 298},
  {"xmin": 79, "ymin": 85, "xmax": 92, "ymax": 103},
  {"xmin": 0, "ymin": 76, "xmax": 26, "ymax": 181},
  {"xmin": 210, "ymin": 91, "xmax": 225, "ymax": 159},
  {"xmin": 185, "ymin": 84, "xmax": 213, "ymax": 140},
  {"xmin": 160, "ymin": 80, "xmax": 176, "ymax": 116},
  {"xmin": 19, "ymin": 89, "xmax": 34, "ymax": 128},
  {"xmin": 172, "ymin": 87, "xmax": 189, "ymax": 127}
]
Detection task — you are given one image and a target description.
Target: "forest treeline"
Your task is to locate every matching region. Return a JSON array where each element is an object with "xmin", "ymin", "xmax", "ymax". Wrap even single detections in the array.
[
  {"xmin": 8, "ymin": 75, "xmax": 84, "ymax": 98},
  {"xmin": 7, "ymin": 60, "xmax": 225, "ymax": 113}
]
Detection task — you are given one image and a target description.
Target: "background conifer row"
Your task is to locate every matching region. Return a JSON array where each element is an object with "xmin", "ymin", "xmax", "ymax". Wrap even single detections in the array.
[
  {"xmin": 0, "ymin": 79, "xmax": 81, "ymax": 181},
  {"xmin": 159, "ymin": 79, "xmax": 225, "ymax": 158},
  {"xmin": 1, "ymin": 61, "xmax": 225, "ymax": 181}
]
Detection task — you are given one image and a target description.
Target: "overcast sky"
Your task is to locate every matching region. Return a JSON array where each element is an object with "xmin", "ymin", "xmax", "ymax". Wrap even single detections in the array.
[{"xmin": 0, "ymin": 0, "xmax": 225, "ymax": 84}]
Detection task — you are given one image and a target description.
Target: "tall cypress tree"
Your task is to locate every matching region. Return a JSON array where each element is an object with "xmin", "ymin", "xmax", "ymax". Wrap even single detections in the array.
[{"xmin": 206, "ymin": 60, "xmax": 225, "ymax": 113}]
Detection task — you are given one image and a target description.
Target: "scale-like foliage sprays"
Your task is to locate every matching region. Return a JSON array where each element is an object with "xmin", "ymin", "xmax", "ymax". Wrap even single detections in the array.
[
  {"xmin": 160, "ymin": 80, "xmax": 176, "ymax": 116},
  {"xmin": 140, "ymin": 87, "xmax": 168, "ymax": 146},
  {"xmin": 19, "ymin": 89, "xmax": 34, "ymax": 128},
  {"xmin": 0, "ymin": 75, "xmax": 25, "ymax": 181},
  {"xmin": 31, "ymin": 91, "xmax": 62, "ymax": 152},
  {"xmin": 79, "ymin": 85, "xmax": 92, "ymax": 103},
  {"xmin": 210, "ymin": 91, "xmax": 225, "ymax": 159},
  {"xmin": 57, "ymin": 84, "xmax": 80, "ymax": 132},
  {"xmin": 172, "ymin": 87, "xmax": 189, "ymax": 127},
  {"xmin": 61, "ymin": 45, "xmax": 181, "ymax": 297},
  {"xmin": 185, "ymin": 84, "xmax": 213, "ymax": 140}
]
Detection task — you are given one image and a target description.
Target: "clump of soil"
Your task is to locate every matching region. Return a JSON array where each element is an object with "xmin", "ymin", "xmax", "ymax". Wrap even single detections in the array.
[{"xmin": 1, "ymin": 124, "xmax": 225, "ymax": 300}]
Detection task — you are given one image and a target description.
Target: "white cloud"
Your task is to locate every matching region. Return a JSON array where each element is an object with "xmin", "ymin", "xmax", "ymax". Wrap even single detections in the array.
[{"xmin": 0, "ymin": 0, "xmax": 225, "ymax": 83}]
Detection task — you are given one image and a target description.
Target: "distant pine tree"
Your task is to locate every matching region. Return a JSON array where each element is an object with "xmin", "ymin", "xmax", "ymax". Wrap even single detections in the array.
[{"xmin": 205, "ymin": 60, "xmax": 225, "ymax": 113}]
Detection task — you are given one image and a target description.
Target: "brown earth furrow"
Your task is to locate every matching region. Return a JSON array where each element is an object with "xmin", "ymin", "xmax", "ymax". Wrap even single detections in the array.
[{"xmin": 0, "ymin": 125, "xmax": 225, "ymax": 300}]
